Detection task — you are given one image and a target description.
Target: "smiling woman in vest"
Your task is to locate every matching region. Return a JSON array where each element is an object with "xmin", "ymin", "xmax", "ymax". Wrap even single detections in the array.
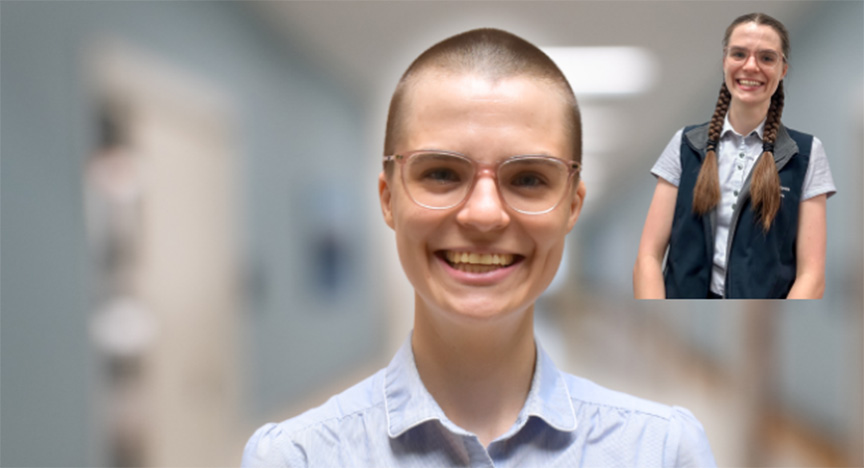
[{"xmin": 634, "ymin": 12, "xmax": 836, "ymax": 299}]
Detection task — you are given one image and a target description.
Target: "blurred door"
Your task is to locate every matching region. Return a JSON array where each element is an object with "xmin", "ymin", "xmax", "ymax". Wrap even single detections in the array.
[{"xmin": 91, "ymin": 42, "xmax": 242, "ymax": 467}]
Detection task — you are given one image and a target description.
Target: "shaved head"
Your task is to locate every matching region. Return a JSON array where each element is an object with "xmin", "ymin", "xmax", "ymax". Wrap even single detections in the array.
[{"xmin": 384, "ymin": 28, "xmax": 581, "ymax": 174}]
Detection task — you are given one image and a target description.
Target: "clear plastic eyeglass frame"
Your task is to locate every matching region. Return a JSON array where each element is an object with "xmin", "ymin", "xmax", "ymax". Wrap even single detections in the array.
[
  {"xmin": 382, "ymin": 149, "xmax": 581, "ymax": 215},
  {"xmin": 724, "ymin": 46, "xmax": 786, "ymax": 67}
]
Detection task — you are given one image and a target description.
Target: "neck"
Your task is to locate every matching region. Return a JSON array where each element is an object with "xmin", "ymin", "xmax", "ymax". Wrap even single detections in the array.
[
  {"xmin": 728, "ymin": 99, "xmax": 770, "ymax": 136},
  {"xmin": 412, "ymin": 296, "xmax": 537, "ymax": 447}
]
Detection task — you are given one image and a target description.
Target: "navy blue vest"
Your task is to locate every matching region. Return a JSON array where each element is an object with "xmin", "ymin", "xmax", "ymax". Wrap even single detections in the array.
[{"xmin": 664, "ymin": 123, "xmax": 812, "ymax": 299}]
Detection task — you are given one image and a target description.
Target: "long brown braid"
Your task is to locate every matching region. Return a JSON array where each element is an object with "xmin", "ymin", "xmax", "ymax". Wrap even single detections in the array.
[
  {"xmin": 750, "ymin": 81, "xmax": 785, "ymax": 230},
  {"xmin": 692, "ymin": 82, "xmax": 731, "ymax": 215}
]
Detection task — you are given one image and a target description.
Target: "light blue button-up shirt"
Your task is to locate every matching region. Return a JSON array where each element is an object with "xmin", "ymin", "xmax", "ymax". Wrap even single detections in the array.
[{"xmin": 243, "ymin": 335, "xmax": 716, "ymax": 467}]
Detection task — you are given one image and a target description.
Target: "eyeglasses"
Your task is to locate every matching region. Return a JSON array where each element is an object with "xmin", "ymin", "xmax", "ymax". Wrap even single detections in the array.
[
  {"xmin": 724, "ymin": 46, "xmax": 785, "ymax": 67},
  {"xmin": 383, "ymin": 150, "xmax": 581, "ymax": 215}
]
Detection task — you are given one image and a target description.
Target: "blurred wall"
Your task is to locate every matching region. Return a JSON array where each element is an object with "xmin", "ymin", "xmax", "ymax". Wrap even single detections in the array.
[
  {"xmin": 774, "ymin": 2, "xmax": 863, "ymax": 454},
  {"xmin": 1, "ymin": 2, "xmax": 381, "ymax": 466}
]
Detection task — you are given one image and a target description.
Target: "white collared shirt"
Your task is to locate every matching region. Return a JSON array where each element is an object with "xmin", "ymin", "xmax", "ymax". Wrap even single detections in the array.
[{"xmin": 651, "ymin": 116, "xmax": 836, "ymax": 296}]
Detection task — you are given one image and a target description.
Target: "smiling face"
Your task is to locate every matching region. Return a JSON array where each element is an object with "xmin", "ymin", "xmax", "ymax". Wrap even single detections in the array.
[
  {"xmin": 379, "ymin": 72, "xmax": 585, "ymax": 325},
  {"xmin": 723, "ymin": 22, "xmax": 788, "ymax": 110}
]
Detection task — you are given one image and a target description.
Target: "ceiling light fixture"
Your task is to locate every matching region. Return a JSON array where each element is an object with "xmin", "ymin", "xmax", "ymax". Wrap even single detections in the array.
[{"xmin": 542, "ymin": 46, "xmax": 658, "ymax": 96}]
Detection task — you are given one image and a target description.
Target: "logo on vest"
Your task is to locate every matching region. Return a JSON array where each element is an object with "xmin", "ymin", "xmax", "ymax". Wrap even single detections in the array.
[{"xmin": 780, "ymin": 186, "xmax": 790, "ymax": 198}]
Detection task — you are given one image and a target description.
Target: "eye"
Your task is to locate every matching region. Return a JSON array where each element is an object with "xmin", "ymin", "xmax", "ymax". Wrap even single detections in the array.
[
  {"xmin": 730, "ymin": 50, "xmax": 747, "ymax": 60},
  {"xmin": 406, "ymin": 152, "xmax": 472, "ymax": 187},
  {"xmin": 759, "ymin": 53, "xmax": 778, "ymax": 64},
  {"xmin": 421, "ymin": 167, "xmax": 461, "ymax": 183},
  {"xmin": 509, "ymin": 172, "xmax": 548, "ymax": 188}
]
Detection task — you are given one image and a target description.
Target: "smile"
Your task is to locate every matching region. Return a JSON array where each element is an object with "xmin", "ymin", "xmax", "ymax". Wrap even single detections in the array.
[
  {"xmin": 737, "ymin": 79, "xmax": 764, "ymax": 87},
  {"xmin": 443, "ymin": 251, "xmax": 518, "ymax": 274}
]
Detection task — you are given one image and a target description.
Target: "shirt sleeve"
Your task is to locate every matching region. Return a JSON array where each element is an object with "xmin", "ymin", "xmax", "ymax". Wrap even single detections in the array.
[
  {"xmin": 801, "ymin": 136, "xmax": 837, "ymax": 200},
  {"xmin": 651, "ymin": 129, "xmax": 685, "ymax": 187},
  {"xmin": 664, "ymin": 406, "xmax": 718, "ymax": 468},
  {"xmin": 242, "ymin": 423, "xmax": 306, "ymax": 468}
]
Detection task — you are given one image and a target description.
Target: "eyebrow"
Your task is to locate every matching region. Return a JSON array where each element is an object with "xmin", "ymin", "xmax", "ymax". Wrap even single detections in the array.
[{"xmin": 728, "ymin": 46, "xmax": 781, "ymax": 54}]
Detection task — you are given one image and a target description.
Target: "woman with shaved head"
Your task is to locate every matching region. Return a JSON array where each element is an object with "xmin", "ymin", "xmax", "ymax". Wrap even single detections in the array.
[{"xmin": 244, "ymin": 28, "xmax": 716, "ymax": 467}]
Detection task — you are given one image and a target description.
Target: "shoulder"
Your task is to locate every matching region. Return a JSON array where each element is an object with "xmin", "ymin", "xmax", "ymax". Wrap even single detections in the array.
[
  {"xmin": 681, "ymin": 122, "xmax": 711, "ymax": 148},
  {"xmin": 781, "ymin": 126, "xmax": 819, "ymax": 154},
  {"xmin": 563, "ymin": 373, "xmax": 674, "ymax": 419},
  {"xmin": 664, "ymin": 126, "xmax": 690, "ymax": 145},
  {"xmin": 782, "ymin": 125, "xmax": 814, "ymax": 139},
  {"xmin": 670, "ymin": 127, "xmax": 686, "ymax": 144},
  {"xmin": 562, "ymin": 374, "xmax": 717, "ymax": 467},
  {"xmin": 652, "ymin": 127, "xmax": 690, "ymax": 185},
  {"xmin": 808, "ymin": 134, "xmax": 827, "ymax": 159},
  {"xmin": 781, "ymin": 126, "xmax": 826, "ymax": 158},
  {"xmin": 242, "ymin": 369, "xmax": 387, "ymax": 468},
  {"xmin": 682, "ymin": 122, "xmax": 709, "ymax": 134}
]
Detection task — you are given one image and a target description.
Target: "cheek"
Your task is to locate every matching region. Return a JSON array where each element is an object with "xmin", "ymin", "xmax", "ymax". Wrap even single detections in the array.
[
  {"xmin": 391, "ymin": 197, "xmax": 441, "ymax": 260},
  {"xmin": 530, "ymin": 226, "xmax": 567, "ymax": 293},
  {"xmin": 528, "ymin": 215, "xmax": 571, "ymax": 258},
  {"xmin": 722, "ymin": 62, "xmax": 735, "ymax": 81},
  {"xmin": 393, "ymin": 212, "xmax": 431, "ymax": 289}
]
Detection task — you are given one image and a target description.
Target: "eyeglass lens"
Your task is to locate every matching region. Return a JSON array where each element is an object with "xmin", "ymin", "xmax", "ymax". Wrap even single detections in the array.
[
  {"xmin": 726, "ymin": 47, "xmax": 782, "ymax": 66},
  {"xmin": 402, "ymin": 152, "xmax": 571, "ymax": 213}
]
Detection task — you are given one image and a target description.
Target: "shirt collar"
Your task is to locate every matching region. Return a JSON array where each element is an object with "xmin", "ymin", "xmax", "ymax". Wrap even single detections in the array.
[
  {"xmin": 384, "ymin": 336, "xmax": 447, "ymax": 438},
  {"xmin": 384, "ymin": 334, "xmax": 578, "ymax": 439},
  {"xmin": 721, "ymin": 113, "xmax": 766, "ymax": 140}
]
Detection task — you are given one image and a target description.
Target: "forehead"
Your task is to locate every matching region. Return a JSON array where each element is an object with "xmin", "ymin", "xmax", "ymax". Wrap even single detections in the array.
[
  {"xmin": 728, "ymin": 22, "xmax": 783, "ymax": 50},
  {"xmin": 404, "ymin": 70, "xmax": 561, "ymax": 110},
  {"xmin": 399, "ymin": 71, "xmax": 570, "ymax": 149}
]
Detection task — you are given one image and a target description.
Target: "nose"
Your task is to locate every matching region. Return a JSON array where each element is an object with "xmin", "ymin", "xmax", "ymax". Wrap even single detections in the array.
[
  {"xmin": 455, "ymin": 175, "xmax": 510, "ymax": 232},
  {"xmin": 743, "ymin": 52, "xmax": 760, "ymax": 71}
]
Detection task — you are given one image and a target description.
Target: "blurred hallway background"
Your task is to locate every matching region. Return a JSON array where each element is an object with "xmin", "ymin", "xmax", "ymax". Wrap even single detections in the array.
[{"xmin": 1, "ymin": 2, "xmax": 861, "ymax": 466}]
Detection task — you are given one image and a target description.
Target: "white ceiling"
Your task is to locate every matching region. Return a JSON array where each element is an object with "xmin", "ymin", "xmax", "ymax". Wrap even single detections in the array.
[{"xmin": 247, "ymin": 1, "xmax": 817, "ymax": 209}]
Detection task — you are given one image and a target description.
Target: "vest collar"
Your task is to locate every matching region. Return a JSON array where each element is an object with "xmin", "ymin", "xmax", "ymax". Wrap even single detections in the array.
[{"xmin": 683, "ymin": 120, "xmax": 799, "ymax": 171}]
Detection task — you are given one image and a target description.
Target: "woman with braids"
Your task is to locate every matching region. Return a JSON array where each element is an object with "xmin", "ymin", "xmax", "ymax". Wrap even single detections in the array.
[{"xmin": 634, "ymin": 12, "xmax": 835, "ymax": 299}]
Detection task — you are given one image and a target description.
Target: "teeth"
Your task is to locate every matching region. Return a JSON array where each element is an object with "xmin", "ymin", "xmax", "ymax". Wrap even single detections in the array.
[
  {"xmin": 446, "ymin": 251, "xmax": 515, "ymax": 266},
  {"xmin": 738, "ymin": 79, "xmax": 762, "ymax": 86}
]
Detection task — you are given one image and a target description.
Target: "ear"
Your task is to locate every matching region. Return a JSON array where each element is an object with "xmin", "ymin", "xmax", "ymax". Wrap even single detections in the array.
[
  {"xmin": 566, "ymin": 180, "xmax": 586, "ymax": 232},
  {"xmin": 379, "ymin": 172, "xmax": 395, "ymax": 230},
  {"xmin": 781, "ymin": 64, "xmax": 788, "ymax": 80}
]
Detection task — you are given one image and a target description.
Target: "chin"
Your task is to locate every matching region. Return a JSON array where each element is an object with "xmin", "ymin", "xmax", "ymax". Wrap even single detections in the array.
[
  {"xmin": 732, "ymin": 92, "xmax": 771, "ymax": 107},
  {"xmin": 438, "ymin": 295, "xmax": 534, "ymax": 324}
]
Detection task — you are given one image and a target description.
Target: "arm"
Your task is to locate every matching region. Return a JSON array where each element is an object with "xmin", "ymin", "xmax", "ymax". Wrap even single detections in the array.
[
  {"xmin": 786, "ymin": 194, "xmax": 827, "ymax": 299},
  {"xmin": 633, "ymin": 178, "xmax": 678, "ymax": 299}
]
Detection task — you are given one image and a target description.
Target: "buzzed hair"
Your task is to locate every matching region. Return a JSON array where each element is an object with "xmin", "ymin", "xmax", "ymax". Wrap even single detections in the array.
[{"xmin": 383, "ymin": 28, "xmax": 582, "ymax": 172}]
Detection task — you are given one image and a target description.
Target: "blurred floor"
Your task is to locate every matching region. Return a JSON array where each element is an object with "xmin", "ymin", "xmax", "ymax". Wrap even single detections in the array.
[{"xmin": 540, "ymin": 288, "xmax": 861, "ymax": 467}]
